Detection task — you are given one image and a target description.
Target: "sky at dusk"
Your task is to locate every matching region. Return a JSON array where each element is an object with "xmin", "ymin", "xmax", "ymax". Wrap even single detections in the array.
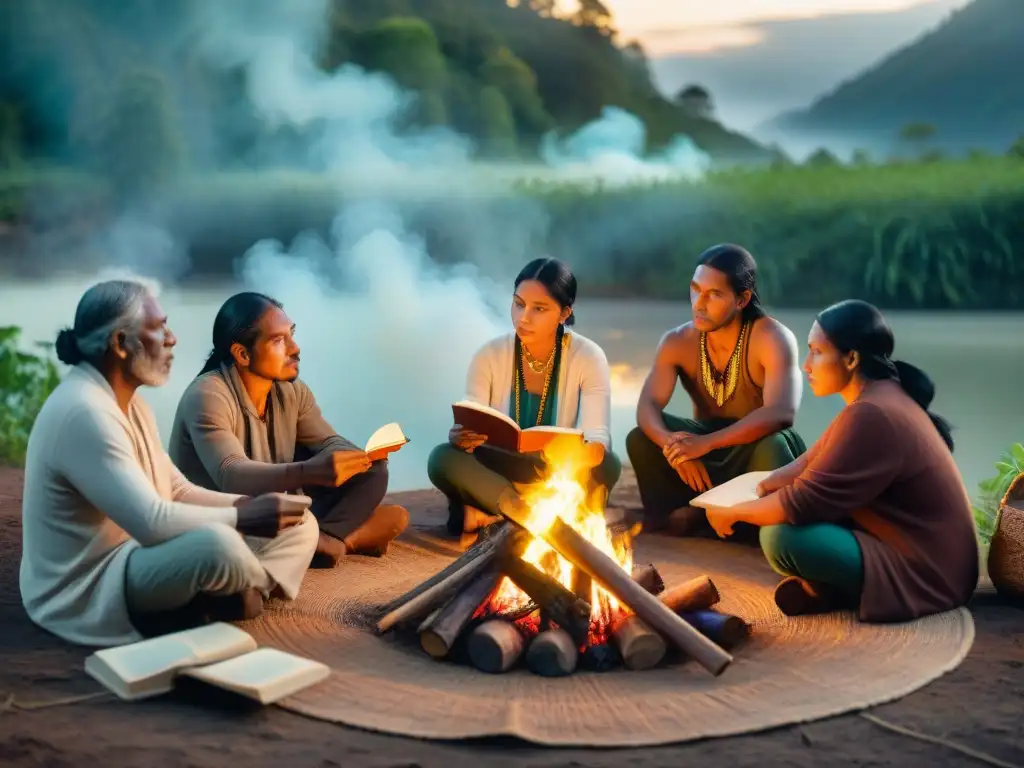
[
  {"xmin": 601, "ymin": 0, "xmax": 967, "ymax": 55},
  {"xmin": 594, "ymin": 0, "xmax": 971, "ymax": 136}
]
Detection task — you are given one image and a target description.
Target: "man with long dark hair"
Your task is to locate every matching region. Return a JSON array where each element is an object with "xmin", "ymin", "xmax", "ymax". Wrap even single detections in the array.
[
  {"xmin": 169, "ymin": 292, "xmax": 408, "ymax": 567},
  {"xmin": 22, "ymin": 280, "xmax": 319, "ymax": 645},
  {"xmin": 627, "ymin": 244, "xmax": 807, "ymax": 540}
]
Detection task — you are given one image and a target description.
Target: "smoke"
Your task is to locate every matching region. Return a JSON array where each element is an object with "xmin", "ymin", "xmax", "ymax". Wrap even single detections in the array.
[
  {"xmin": 179, "ymin": 1, "xmax": 515, "ymax": 488},
  {"xmin": 4, "ymin": 0, "xmax": 716, "ymax": 490},
  {"xmin": 539, "ymin": 106, "xmax": 712, "ymax": 187},
  {"xmin": 93, "ymin": 212, "xmax": 191, "ymax": 283}
]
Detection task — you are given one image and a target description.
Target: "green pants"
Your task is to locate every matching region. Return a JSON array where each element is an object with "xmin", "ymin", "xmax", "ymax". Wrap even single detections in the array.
[
  {"xmin": 759, "ymin": 523, "xmax": 864, "ymax": 604},
  {"xmin": 626, "ymin": 414, "xmax": 807, "ymax": 533},
  {"xmin": 427, "ymin": 442, "xmax": 623, "ymax": 534}
]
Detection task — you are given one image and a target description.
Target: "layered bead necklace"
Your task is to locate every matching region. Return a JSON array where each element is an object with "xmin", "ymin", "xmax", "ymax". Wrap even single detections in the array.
[
  {"xmin": 699, "ymin": 320, "xmax": 751, "ymax": 408},
  {"xmin": 515, "ymin": 330, "xmax": 569, "ymax": 426}
]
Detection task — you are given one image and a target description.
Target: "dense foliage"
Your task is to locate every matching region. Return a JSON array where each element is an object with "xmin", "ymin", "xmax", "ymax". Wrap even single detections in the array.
[
  {"xmin": 0, "ymin": 327, "xmax": 60, "ymax": 467},
  {"xmin": 0, "ymin": 0, "xmax": 765, "ymax": 185},
  {"xmin": 973, "ymin": 443, "xmax": 1024, "ymax": 546},
  {"xmin": 3, "ymin": 154, "xmax": 1021, "ymax": 310}
]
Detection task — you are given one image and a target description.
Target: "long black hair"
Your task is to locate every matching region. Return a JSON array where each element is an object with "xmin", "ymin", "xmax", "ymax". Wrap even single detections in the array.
[
  {"xmin": 199, "ymin": 292, "xmax": 283, "ymax": 375},
  {"xmin": 514, "ymin": 257, "xmax": 577, "ymax": 326},
  {"xmin": 695, "ymin": 243, "xmax": 766, "ymax": 322},
  {"xmin": 816, "ymin": 299, "xmax": 954, "ymax": 452}
]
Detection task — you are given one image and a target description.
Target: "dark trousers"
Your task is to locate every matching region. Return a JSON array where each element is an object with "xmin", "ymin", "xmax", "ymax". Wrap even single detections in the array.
[
  {"xmin": 427, "ymin": 442, "xmax": 623, "ymax": 535},
  {"xmin": 626, "ymin": 414, "xmax": 806, "ymax": 537},
  {"xmin": 304, "ymin": 460, "xmax": 390, "ymax": 541}
]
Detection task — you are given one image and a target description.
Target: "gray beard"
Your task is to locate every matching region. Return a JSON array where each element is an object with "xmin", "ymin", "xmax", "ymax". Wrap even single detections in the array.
[{"xmin": 130, "ymin": 347, "xmax": 169, "ymax": 387}]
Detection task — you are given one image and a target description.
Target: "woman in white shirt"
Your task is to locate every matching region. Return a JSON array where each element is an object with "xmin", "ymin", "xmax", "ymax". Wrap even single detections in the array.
[{"xmin": 427, "ymin": 258, "xmax": 621, "ymax": 538}]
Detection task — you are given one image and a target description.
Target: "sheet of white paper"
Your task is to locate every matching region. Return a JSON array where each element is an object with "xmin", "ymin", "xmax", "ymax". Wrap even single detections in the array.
[{"xmin": 689, "ymin": 471, "xmax": 773, "ymax": 508}]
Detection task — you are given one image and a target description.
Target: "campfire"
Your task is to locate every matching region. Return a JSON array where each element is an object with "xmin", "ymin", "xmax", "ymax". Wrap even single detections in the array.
[{"xmin": 375, "ymin": 440, "xmax": 747, "ymax": 677}]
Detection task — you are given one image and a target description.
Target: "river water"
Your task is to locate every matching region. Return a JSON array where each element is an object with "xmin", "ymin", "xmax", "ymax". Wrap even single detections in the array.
[{"xmin": 3, "ymin": 281, "xmax": 1020, "ymax": 500}]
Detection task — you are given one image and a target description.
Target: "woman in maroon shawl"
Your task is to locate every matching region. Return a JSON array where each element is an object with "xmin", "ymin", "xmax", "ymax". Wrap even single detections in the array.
[{"xmin": 703, "ymin": 299, "xmax": 978, "ymax": 622}]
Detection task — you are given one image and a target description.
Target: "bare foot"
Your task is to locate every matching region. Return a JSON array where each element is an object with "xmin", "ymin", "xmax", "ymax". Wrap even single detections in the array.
[
  {"xmin": 344, "ymin": 504, "xmax": 409, "ymax": 556},
  {"xmin": 311, "ymin": 531, "xmax": 347, "ymax": 568},
  {"xmin": 463, "ymin": 504, "xmax": 502, "ymax": 533}
]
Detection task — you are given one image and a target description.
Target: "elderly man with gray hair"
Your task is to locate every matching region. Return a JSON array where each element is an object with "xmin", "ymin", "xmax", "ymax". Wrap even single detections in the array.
[{"xmin": 20, "ymin": 279, "xmax": 320, "ymax": 647}]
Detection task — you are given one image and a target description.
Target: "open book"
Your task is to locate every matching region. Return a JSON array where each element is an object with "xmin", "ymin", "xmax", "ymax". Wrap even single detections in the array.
[
  {"xmin": 365, "ymin": 422, "xmax": 409, "ymax": 462},
  {"xmin": 452, "ymin": 400, "xmax": 583, "ymax": 454},
  {"xmin": 84, "ymin": 622, "xmax": 330, "ymax": 704},
  {"xmin": 689, "ymin": 471, "xmax": 773, "ymax": 509}
]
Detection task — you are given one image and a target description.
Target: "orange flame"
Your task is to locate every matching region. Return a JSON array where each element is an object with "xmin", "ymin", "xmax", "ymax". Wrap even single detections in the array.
[{"xmin": 488, "ymin": 435, "xmax": 633, "ymax": 645}]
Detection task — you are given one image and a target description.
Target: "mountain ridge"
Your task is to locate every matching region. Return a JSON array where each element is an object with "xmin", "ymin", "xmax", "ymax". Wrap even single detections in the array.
[{"xmin": 757, "ymin": 0, "xmax": 1022, "ymax": 157}]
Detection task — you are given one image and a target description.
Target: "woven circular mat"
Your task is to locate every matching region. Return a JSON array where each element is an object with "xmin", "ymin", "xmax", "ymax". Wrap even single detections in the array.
[{"xmin": 241, "ymin": 528, "xmax": 975, "ymax": 747}]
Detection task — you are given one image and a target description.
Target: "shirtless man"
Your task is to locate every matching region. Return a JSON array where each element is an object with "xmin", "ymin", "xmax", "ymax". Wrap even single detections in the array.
[{"xmin": 626, "ymin": 243, "xmax": 807, "ymax": 540}]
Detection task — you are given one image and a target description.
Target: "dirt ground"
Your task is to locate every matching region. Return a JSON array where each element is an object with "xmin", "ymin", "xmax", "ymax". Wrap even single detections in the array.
[{"xmin": 1, "ymin": 466, "xmax": 1022, "ymax": 768}]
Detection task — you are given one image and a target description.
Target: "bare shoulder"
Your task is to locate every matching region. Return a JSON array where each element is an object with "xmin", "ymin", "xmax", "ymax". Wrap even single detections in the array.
[
  {"xmin": 749, "ymin": 316, "xmax": 799, "ymax": 360},
  {"xmin": 657, "ymin": 322, "xmax": 697, "ymax": 357}
]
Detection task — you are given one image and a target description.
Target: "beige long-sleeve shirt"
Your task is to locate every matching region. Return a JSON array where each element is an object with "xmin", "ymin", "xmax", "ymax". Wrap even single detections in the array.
[
  {"xmin": 19, "ymin": 364, "xmax": 241, "ymax": 647},
  {"xmin": 465, "ymin": 330, "xmax": 613, "ymax": 448},
  {"xmin": 169, "ymin": 369, "xmax": 355, "ymax": 495}
]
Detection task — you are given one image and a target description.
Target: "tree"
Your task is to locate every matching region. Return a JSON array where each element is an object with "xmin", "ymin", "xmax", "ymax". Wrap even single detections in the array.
[
  {"xmin": 352, "ymin": 17, "xmax": 448, "ymax": 93},
  {"xmin": 805, "ymin": 147, "xmax": 841, "ymax": 167},
  {"xmin": 479, "ymin": 46, "xmax": 553, "ymax": 140},
  {"xmin": 675, "ymin": 84, "xmax": 714, "ymax": 119},
  {"xmin": 478, "ymin": 85, "xmax": 517, "ymax": 157},
  {"xmin": 898, "ymin": 121, "xmax": 936, "ymax": 156},
  {"xmin": 571, "ymin": 0, "xmax": 616, "ymax": 37},
  {"xmin": 1008, "ymin": 135, "xmax": 1024, "ymax": 160},
  {"xmin": 0, "ymin": 102, "xmax": 22, "ymax": 169},
  {"xmin": 621, "ymin": 40, "xmax": 657, "ymax": 95},
  {"xmin": 529, "ymin": 0, "xmax": 558, "ymax": 16},
  {"xmin": 94, "ymin": 69, "xmax": 185, "ymax": 200}
]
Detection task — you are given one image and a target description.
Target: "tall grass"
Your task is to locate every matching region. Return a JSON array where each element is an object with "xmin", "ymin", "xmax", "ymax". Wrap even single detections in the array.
[{"xmin": 1, "ymin": 156, "xmax": 1022, "ymax": 309}]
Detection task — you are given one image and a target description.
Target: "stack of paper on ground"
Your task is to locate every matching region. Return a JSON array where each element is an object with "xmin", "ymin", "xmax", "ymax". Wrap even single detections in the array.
[{"xmin": 85, "ymin": 622, "xmax": 330, "ymax": 704}]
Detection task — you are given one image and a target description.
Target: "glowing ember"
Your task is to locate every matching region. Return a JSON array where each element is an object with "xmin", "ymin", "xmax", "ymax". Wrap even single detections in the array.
[{"xmin": 486, "ymin": 436, "xmax": 634, "ymax": 646}]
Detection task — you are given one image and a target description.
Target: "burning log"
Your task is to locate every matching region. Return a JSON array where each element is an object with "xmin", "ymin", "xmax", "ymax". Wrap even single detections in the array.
[
  {"xmin": 631, "ymin": 563, "xmax": 665, "ymax": 595},
  {"xmin": 376, "ymin": 529, "xmax": 522, "ymax": 634},
  {"xmin": 377, "ymin": 524, "xmax": 517, "ymax": 616},
  {"xmin": 526, "ymin": 628, "xmax": 578, "ymax": 677},
  {"xmin": 497, "ymin": 506, "xmax": 733, "ymax": 676},
  {"xmin": 611, "ymin": 614, "xmax": 667, "ymax": 671},
  {"xmin": 466, "ymin": 619, "xmax": 525, "ymax": 673},
  {"xmin": 419, "ymin": 566, "xmax": 504, "ymax": 659},
  {"xmin": 500, "ymin": 552, "xmax": 592, "ymax": 648},
  {"xmin": 681, "ymin": 610, "xmax": 749, "ymax": 650},
  {"xmin": 660, "ymin": 575, "xmax": 720, "ymax": 614}
]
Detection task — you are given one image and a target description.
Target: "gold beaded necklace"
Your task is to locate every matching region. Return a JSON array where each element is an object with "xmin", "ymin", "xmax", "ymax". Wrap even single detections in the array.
[
  {"xmin": 699, "ymin": 320, "xmax": 750, "ymax": 408},
  {"xmin": 523, "ymin": 339, "xmax": 555, "ymax": 373},
  {"xmin": 515, "ymin": 331, "xmax": 569, "ymax": 426}
]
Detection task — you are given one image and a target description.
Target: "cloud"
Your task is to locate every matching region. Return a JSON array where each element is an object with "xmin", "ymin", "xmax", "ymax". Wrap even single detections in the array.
[{"xmin": 634, "ymin": 25, "xmax": 767, "ymax": 56}]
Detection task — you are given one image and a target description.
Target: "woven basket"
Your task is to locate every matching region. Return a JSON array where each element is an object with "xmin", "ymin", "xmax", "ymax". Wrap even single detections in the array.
[{"xmin": 987, "ymin": 472, "xmax": 1024, "ymax": 601}]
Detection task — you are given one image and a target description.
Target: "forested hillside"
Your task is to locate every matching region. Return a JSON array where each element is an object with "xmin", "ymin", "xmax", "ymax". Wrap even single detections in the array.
[{"xmin": 0, "ymin": 0, "xmax": 766, "ymax": 174}]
